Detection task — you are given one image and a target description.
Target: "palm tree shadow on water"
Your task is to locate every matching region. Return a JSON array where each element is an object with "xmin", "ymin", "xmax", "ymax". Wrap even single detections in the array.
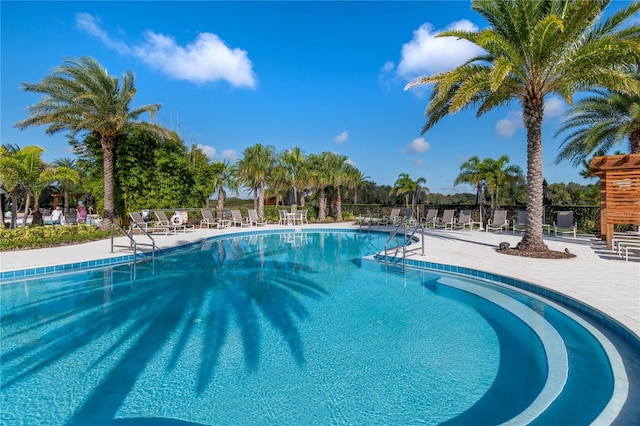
[{"xmin": 1, "ymin": 235, "xmax": 328, "ymax": 425}]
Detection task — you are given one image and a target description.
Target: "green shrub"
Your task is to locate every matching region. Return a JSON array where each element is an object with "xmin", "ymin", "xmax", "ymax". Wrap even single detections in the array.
[{"xmin": 0, "ymin": 225, "xmax": 111, "ymax": 251}]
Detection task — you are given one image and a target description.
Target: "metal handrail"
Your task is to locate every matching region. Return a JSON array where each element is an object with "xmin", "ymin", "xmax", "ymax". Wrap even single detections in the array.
[
  {"xmin": 111, "ymin": 221, "xmax": 156, "ymax": 262},
  {"xmin": 383, "ymin": 220, "xmax": 425, "ymax": 271}
]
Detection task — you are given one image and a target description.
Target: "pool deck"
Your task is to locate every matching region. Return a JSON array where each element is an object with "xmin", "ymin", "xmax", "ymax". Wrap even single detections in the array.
[{"xmin": 1, "ymin": 222, "xmax": 638, "ymax": 339}]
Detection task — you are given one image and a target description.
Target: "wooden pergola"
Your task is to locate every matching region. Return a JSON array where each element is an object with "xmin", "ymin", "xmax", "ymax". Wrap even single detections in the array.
[{"xmin": 589, "ymin": 154, "xmax": 640, "ymax": 248}]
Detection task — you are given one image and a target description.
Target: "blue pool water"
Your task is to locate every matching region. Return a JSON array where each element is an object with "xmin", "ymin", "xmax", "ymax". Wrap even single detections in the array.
[{"xmin": 0, "ymin": 231, "xmax": 626, "ymax": 425}]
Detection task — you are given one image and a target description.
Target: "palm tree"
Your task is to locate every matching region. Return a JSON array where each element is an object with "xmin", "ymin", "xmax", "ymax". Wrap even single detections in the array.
[
  {"xmin": 406, "ymin": 0, "xmax": 640, "ymax": 252},
  {"xmin": 15, "ymin": 57, "xmax": 171, "ymax": 230},
  {"xmin": 325, "ymin": 152, "xmax": 350, "ymax": 220},
  {"xmin": 52, "ymin": 157, "xmax": 78, "ymax": 213},
  {"xmin": 346, "ymin": 166, "xmax": 370, "ymax": 205},
  {"xmin": 236, "ymin": 144, "xmax": 276, "ymax": 218},
  {"xmin": 0, "ymin": 146, "xmax": 25, "ymax": 229},
  {"xmin": 391, "ymin": 173, "xmax": 415, "ymax": 208},
  {"xmin": 210, "ymin": 160, "xmax": 239, "ymax": 219},
  {"xmin": 280, "ymin": 146, "xmax": 305, "ymax": 206},
  {"xmin": 555, "ymin": 69, "xmax": 640, "ymax": 166},
  {"xmin": 307, "ymin": 153, "xmax": 333, "ymax": 221}
]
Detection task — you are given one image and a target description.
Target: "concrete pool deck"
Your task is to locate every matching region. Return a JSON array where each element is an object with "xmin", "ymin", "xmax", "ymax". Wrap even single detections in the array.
[{"xmin": 1, "ymin": 222, "xmax": 638, "ymax": 340}]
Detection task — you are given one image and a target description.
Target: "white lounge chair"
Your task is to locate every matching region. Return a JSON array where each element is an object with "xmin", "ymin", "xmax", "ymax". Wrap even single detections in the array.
[
  {"xmin": 130, "ymin": 211, "xmax": 174, "ymax": 234},
  {"xmin": 421, "ymin": 209, "xmax": 439, "ymax": 227},
  {"xmin": 380, "ymin": 208, "xmax": 401, "ymax": 226},
  {"xmin": 452, "ymin": 210, "xmax": 474, "ymax": 230},
  {"xmin": 434, "ymin": 209, "xmax": 456, "ymax": 230},
  {"xmin": 512, "ymin": 210, "xmax": 527, "ymax": 233},
  {"xmin": 486, "ymin": 210, "xmax": 509, "ymax": 232},
  {"xmin": 155, "ymin": 210, "xmax": 195, "ymax": 233},
  {"xmin": 248, "ymin": 209, "xmax": 267, "ymax": 226},
  {"xmin": 200, "ymin": 208, "xmax": 220, "ymax": 229},
  {"xmin": 231, "ymin": 209, "xmax": 252, "ymax": 227},
  {"xmin": 554, "ymin": 211, "xmax": 577, "ymax": 238}
]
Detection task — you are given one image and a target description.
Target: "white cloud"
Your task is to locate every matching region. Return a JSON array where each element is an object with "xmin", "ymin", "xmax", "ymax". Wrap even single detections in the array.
[
  {"xmin": 221, "ymin": 149, "xmax": 237, "ymax": 161},
  {"xmin": 496, "ymin": 111, "xmax": 523, "ymax": 138},
  {"xmin": 406, "ymin": 137, "xmax": 431, "ymax": 154},
  {"xmin": 197, "ymin": 144, "xmax": 216, "ymax": 159},
  {"xmin": 346, "ymin": 158, "xmax": 355, "ymax": 166},
  {"xmin": 75, "ymin": 13, "xmax": 256, "ymax": 88},
  {"xmin": 396, "ymin": 20, "xmax": 485, "ymax": 81},
  {"xmin": 545, "ymin": 96, "xmax": 566, "ymax": 118},
  {"xmin": 335, "ymin": 131, "xmax": 349, "ymax": 144},
  {"xmin": 413, "ymin": 159, "xmax": 425, "ymax": 167}
]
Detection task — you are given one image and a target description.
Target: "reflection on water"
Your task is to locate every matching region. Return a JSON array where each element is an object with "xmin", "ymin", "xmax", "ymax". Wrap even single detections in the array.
[{"xmin": 1, "ymin": 232, "xmax": 392, "ymax": 424}]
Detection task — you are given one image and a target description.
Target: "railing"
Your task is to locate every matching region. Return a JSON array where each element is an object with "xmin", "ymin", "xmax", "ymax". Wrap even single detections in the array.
[
  {"xmin": 111, "ymin": 222, "xmax": 156, "ymax": 267},
  {"xmin": 382, "ymin": 220, "xmax": 425, "ymax": 272}
]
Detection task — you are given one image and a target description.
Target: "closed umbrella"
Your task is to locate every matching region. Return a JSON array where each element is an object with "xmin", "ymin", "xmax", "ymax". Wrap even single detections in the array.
[
  {"xmin": 475, "ymin": 182, "xmax": 486, "ymax": 229},
  {"xmin": 542, "ymin": 179, "xmax": 551, "ymax": 223}
]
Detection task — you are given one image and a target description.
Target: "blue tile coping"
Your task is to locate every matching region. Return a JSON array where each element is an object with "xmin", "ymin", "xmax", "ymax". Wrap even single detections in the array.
[{"xmin": 2, "ymin": 227, "xmax": 638, "ymax": 353}]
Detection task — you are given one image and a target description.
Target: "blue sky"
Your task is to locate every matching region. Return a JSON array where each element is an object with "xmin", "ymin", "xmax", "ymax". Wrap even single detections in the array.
[{"xmin": 2, "ymin": 1, "xmax": 637, "ymax": 195}]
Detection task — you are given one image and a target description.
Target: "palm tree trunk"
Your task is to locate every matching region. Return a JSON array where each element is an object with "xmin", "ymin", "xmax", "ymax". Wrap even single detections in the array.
[
  {"xmin": 519, "ymin": 100, "xmax": 547, "ymax": 251},
  {"xmin": 258, "ymin": 180, "xmax": 265, "ymax": 218},
  {"xmin": 630, "ymin": 127, "xmax": 640, "ymax": 153},
  {"xmin": 10, "ymin": 188, "xmax": 18, "ymax": 229},
  {"xmin": 336, "ymin": 185, "xmax": 342, "ymax": 221},
  {"xmin": 63, "ymin": 183, "xmax": 69, "ymax": 213},
  {"xmin": 100, "ymin": 137, "xmax": 116, "ymax": 231},
  {"xmin": 217, "ymin": 187, "xmax": 225, "ymax": 219},
  {"xmin": 318, "ymin": 186, "xmax": 326, "ymax": 221}
]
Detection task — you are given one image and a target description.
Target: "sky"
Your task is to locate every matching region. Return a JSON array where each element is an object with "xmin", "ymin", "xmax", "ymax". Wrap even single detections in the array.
[{"xmin": 2, "ymin": 1, "xmax": 638, "ymax": 195}]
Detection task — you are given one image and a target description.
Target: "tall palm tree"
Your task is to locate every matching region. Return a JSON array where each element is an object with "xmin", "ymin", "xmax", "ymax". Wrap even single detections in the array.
[
  {"xmin": 391, "ymin": 173, "xmax": 416, "ymax": 208},
  {"xmin": 307, "ymin": 152, "xmax": 333, "ymax": 221},
  {"xmin": 52, "ymin": 157, "xmax": 78, "ymax": 213},
  {"xmin": 325, "ymin": 152, "xmax": 349, "ymax": 220},
  {"xmin": 280, "ymin": 146, "xmax": 305, "ymax": 206},
  {"xmin": 406, "ymin": 0, "xmax": 640, "ymax": 252},
  {"xmin": 346, "ymin": 166, "xmax": 370, "ymax": 205},
  {"xmin": 15, "ymin": 57, "xmax": 171, "ymax": 230},
  {"xmin": 210, "ymin": 160, "xmax": 239, "ymax": 219},
  {"xmin": 236, "ymin": 144, "xmax": 276, "ymax": 218},
  {"xmin": 555, "ymin": 69, "xmax": 640, "ymax": 166}
]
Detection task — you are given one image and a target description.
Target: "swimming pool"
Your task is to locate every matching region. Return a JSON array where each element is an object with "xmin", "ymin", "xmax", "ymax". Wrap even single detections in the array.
[{"xmin": 0, "ymin": 230, "xmax": 631, "ymax": 424}]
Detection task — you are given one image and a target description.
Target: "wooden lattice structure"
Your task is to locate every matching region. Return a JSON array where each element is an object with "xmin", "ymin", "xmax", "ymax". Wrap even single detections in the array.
[{"xmin": 589, "ymin": 154, "xmax": 640, "ymax": 248}]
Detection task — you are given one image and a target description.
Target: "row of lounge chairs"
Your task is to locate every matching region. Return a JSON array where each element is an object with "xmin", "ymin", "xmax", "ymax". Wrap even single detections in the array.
[{"xmin": 419, "ymin": 208, "xmax": 578, "ymax": 236}]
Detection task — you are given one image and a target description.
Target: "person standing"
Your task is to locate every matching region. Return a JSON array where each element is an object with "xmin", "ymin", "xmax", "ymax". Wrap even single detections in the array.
[
  {"xmin": 51, "ymin": 206, "xmax": 63, "ymax": 225},
  {"xmin": 77, "ymin": 201, "xmax": 87, "ymax": 223}
]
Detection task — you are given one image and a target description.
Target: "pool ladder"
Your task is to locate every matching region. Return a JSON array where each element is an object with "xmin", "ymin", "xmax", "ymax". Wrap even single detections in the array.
[
  {"xmin": 382, "ymin": 221, "xmax": 425, "ymax": 272},
  {"xmin": 110, "ymin": 222, "xmax": 156, "ymax": 277}
]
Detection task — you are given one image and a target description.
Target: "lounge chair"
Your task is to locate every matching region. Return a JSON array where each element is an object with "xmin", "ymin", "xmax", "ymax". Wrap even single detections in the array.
[
  {"xmin": 296, "ymin": 209, "xmax": 309, "ymax": 225},
  {"xmin": 155, "ymin": 210, "xmax": 195, "ymax": 233},
  {"xmin": 380, "ymin": 208, "xmax": 401, "ymax": 226},
  {"xmin": 231, "ymin": 209, "xmax": 252, "ymax": 227},
  {"xmin": 512, "ymin": 210, "xmax": 527, "ymax": 233},
  {"xmin": 130, "ymin": 211, "xmax": 174, "ymax": 234},
  {"xmin": 402, "ymin": 208, "xmax": 417, "ymax": 226},
  {"xmin": 248, "ymin": 209, "xmax": 267, "ymax": 226},
  {"xmin": 513, "ymin": 210, "xmax": 550, "ymax": 234},
  {"xmin": 554, "ymin": 211, "xmax": 577, "ymax": 238},
  {"xmin": 452, "ymin": 210, "xmax": 474, "ymax": 230},
  {"xmin": 434, "ymin": 209, "xmax": 456, "ymax": 230},
  {"xmin": 486, "ymin": 210, "xmax": 509, "ymax": 232},
  {"xmin": 200, "ymin": 208, "xmax": 220, "ymax": 229},
  {"xmin": 421, "ymin": 209, "xmax": 439, "ymax": 227}
]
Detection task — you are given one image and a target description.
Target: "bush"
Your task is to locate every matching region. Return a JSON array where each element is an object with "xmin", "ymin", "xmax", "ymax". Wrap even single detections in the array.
[{"xmin": 0, "ymin": 225, "xmax": 111, "ymax": 251}]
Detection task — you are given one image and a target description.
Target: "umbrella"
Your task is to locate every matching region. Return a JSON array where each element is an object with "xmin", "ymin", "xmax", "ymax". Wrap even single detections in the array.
[
  {"xmin": 542, "ymin": 179, "xmax": 551, "ymax": 223},
  {"xmin": 475, "ymin": 182, "xmax": 486, "ymax": 228}
]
